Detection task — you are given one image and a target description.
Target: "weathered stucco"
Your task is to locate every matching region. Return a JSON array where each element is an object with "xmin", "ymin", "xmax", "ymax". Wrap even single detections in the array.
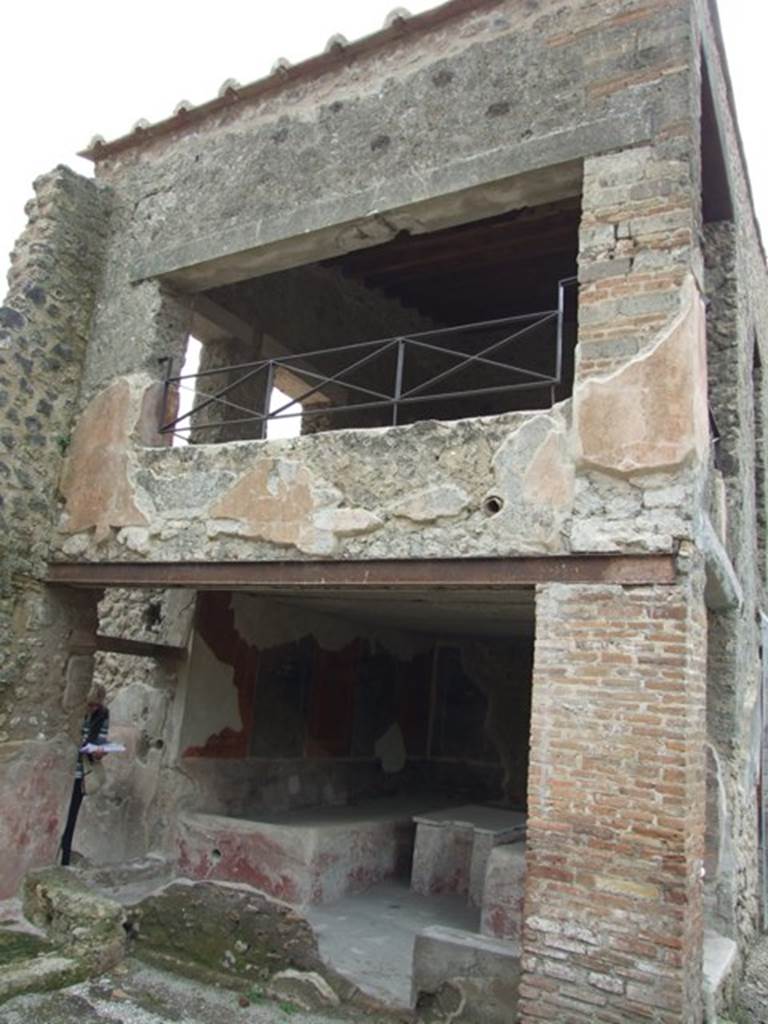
[
  {"xmin": 575, "ymin": 278, "xmax": 709, "ymax": 475},
  {"xmin": 54, "ymin": 273, "xmax": 708, "ymax": 564},
  {"xmin": 59, "ymin": 378, "xmax": 149, "ymax": 538}
]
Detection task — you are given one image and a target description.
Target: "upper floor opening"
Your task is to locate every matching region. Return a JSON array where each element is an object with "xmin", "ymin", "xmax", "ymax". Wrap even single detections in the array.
[{"xmin": 162, "ymin": 194, "xmax": 580, "ymax": 443}]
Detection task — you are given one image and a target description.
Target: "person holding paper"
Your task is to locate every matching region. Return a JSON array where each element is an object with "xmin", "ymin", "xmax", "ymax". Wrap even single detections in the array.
[{"xmin": 60, "ymin": 684, "xmax": 110, "ymax": 866}]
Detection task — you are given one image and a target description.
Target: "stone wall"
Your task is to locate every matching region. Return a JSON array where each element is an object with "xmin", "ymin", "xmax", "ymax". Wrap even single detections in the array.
[
  {"xmin": 694, "ymin": 0, "xmax": 768, "ymax": 952},
  {"xmin": 0, "ymin": 168, "xmax": 111, "ymax": 895},
  {"xmin": 520, "ymin": 573, "xmax": 707, "ymax": 1023},
  {"xmin": 2, "ymin": 7, "xmax": 767, "ymax": 1021},
  {"xmin": 1, "ymin": 168, "xmax": 110, "ymax": 731},
  {"xmin": 97, "ymin": 1, "xmax": 692, "ymax": 285}
]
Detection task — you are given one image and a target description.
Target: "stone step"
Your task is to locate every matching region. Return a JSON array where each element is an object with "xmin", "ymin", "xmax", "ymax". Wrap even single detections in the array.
[{"xmin": 412, "ymin": 924, "xmax": 521, "ymax": 1018}]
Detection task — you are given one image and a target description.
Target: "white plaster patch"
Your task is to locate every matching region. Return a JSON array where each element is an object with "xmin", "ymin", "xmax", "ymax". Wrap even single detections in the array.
[
  {"xmin": 375, "ymin": 723, "xmax": 407, "ymax": 774},
  {"xmin": 60, "ymin": 532, "xmax": 92, "ymax": 557},
  {"xmin": 231, "ymin": 593, "xmax": 430, "ymax": 659},
  {"xmin": 389, "ymin": 483, "xmax": 471, "ymax": 523},
  {"xmin": 312, "ymin": 507, "xmax": 383, "ymax": 535},
  {"xmin": 179, "ymin": 633, "xmax": 241, "ymax": 751},
  {"xmin": 116, "ymin": 526, "xmax": 151, "ymax": 555},
  {"xmin": 570, "ymin": 518, "xmax": 676, "ymax": 553}
]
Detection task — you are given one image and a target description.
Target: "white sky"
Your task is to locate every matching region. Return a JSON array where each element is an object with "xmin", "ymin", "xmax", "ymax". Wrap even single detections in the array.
[{"xmin": 1, "ymin": 0, "xmax": 766, "ymax": 287}]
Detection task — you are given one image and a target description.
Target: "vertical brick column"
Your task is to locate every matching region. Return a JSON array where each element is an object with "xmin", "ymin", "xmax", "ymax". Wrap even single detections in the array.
[
  {"xmin": 520, "ymin": 578, "xmax": 706, "ymax": 1023},
  {"xmin": 577, "ymin": 145, "xmax": 696, "ymax": 382}
]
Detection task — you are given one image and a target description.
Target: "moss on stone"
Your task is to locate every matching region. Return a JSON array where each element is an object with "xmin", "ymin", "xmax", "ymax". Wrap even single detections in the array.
[
  {"xmin": 0, "ymin": 929, "xmax": 51, "ymax": 964},
  {"xmin": 130, "ymin": 882, "xmax": 321, "ymax": 989}
]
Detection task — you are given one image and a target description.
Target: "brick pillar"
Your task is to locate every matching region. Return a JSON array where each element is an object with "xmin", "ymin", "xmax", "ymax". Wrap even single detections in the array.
[
  {"xmin": 520, "ymin": 578, "xmax": 706, "ymax": 1023},
  {"xmin": 577, "ymin": 144, "xmax": 696, "ymax": 383}
]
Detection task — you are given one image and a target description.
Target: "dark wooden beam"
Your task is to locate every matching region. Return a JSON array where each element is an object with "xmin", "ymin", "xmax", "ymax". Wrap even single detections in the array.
[
  {"xmin": 327, "ymin": 199, "xmax": 581, "ymax": 272},
  {"xmin": 341, "ymin": 226, "xmax": 578, "ymax": 280},
  {"xmin": 48, "ymin": 555, "xmax": 677, "ymax": 590},
  {"xmin": 95, "ymin": 634, "xmax": 187, "ymax": 660}
]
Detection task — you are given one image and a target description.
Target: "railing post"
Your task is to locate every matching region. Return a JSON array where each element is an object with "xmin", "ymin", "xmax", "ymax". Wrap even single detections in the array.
[
  {"xmin": 260, "ymin": 360, "xmax": 275, "ymax": 439},
  {"xmin": 555, "ymin": 279, "xmax": 565, "ymax": 387},
  {"xmin": 158, "ymin": 356, "xmax": 174, "ymax": 437},
  {"xmin": 392, "ymin": 338, "xmax": 405, "ymax": 426}
]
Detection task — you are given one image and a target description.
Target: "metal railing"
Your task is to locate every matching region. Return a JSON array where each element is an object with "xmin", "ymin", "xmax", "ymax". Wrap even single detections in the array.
[{"xmin": 159, "ymin": 277, "xmax": 576, "ymax": 441}]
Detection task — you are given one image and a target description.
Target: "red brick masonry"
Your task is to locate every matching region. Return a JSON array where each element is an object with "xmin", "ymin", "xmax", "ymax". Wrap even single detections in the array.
[{"xmin": 520, "ymin": 581, "xmax": 706, "ymax": 1023}]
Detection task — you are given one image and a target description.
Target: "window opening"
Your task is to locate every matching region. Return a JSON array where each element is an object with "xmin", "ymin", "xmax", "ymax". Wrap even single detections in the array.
[
  {"xmin": 159, "ymin": 196, "xmax": 580, "ymax": 443},
  {"xmin": 169, "ymin": 336, "xmax": 202, "ymax": 447},
  {"xmin": 701, "ymin": 49, "xmax": 734, "ymax": 224}
]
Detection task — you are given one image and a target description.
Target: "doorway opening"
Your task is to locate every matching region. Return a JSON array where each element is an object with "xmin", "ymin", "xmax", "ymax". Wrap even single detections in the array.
[{"xmin": 176, "ymin": 585, "xmax": 535, "ymax": 1006}]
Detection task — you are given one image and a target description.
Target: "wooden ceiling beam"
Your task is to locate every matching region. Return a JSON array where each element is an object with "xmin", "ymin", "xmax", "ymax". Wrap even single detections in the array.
[{"xmin": 337, "ymin": 226, "xmax": 579, "ymax": 278}]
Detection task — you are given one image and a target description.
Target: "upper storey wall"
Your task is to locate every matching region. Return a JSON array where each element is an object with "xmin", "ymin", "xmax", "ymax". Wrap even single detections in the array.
[
  {"xmin": 98, "ymin": 0, "xmax": 693, "ymax": 269},
  {"xmin": 79, "ymin": 0, "xmax": 696, "ymax": 398}
]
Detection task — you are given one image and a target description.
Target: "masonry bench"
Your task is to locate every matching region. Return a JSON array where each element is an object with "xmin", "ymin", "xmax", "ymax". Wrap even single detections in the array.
[
  {"xmin": 410, "ymin": 804, "xmax": 527, "ymax": 907},
  {"xmin": 175, "ymin": 797, "xmax": 442, "ymax": 906}
]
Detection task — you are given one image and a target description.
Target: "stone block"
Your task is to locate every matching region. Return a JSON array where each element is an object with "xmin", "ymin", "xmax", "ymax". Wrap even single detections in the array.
[
  {"xmin": 130, "ymin": 880, "xmax": 323, "ymax": 988},
  {"xmin": 411, "ymin": 821, "xmax": 473, "ymax": 898},
  {"xmin": 0, "ymin": 953, "xmax": 84, "ymax": 1004},
  {"xmin": 176, "ymin": 807, "xmax": 414, "ymax": 905},
  {"xmin": 22, "ymin": 867, "xmax": 126, "ymax": 973},
  {"xmin": 702, "ymin": 930, "xmax": 737, "ymax": 1022},
  {"xmin": 412, "ymin": 925, "xmax": 521, "ymax": 1011},
  {"xmin": 266, "ymin": 969, "xmax": 340, "ymax": 1011},
  {"xmin": 411, "ymin": 808, "xmax": 526, "ymax": 904},
  {"xmin": 481, "ymin": 842, "xmax": 526, "ymax": 944}
]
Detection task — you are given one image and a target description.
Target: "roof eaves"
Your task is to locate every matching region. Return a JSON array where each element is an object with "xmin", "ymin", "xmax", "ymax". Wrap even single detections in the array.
[{"xmin": 79, "ymin": 0, "xmax": 490, "ymax": 162}]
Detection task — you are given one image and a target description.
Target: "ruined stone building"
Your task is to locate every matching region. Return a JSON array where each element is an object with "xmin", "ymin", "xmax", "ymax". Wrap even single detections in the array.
[{"xmin": 1, "ymin": 0, "xmax": 767, "ymax": 1020}]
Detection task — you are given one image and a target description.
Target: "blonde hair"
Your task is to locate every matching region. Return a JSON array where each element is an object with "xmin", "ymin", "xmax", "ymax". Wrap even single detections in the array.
[{"xmin": 87, "ymin": 683, "xmax": 107, "ymax": 704}]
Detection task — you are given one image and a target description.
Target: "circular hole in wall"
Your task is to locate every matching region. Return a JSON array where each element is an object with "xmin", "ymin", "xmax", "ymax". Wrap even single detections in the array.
[
  {"xmin": 211, "ymin": 848, "xmax": 222, "ymax": 863},
  {"xmin": 482, "ymin": 495, "xmax": 504, "ymax": 516},
  {"xmin": 143, "ymin": 601, "xmax": 163, "ymax": 630}
]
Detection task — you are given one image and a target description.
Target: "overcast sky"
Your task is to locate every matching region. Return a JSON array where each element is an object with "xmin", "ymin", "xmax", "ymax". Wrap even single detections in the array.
[{"xmin": 1, "ymin": 0, "xmax": 765, "ymax": 288}]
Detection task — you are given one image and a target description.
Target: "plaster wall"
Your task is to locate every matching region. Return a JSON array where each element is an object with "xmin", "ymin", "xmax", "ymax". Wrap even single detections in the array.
[
  {"xmin": 175, "ymin": 593, "xmax": 521, "ymax": 814},
  {"xmin": 75, "ymin": 588, "xmax": 196, "ymax": 865}
]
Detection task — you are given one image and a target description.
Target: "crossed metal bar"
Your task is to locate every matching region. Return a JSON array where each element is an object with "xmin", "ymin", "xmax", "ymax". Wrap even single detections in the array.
[{"xmin": 160, "ymin": 277, "xmax": 576, "ymax": 439}]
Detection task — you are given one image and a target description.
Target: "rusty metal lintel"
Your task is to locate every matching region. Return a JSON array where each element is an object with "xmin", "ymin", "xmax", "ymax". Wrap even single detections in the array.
[
  {"xmin": 94, "ymin": 634, "xmax": 187, "ymax": 660},
  {"xmin": 48, "ymin": 555, "xmax": 677, "ymax": 591}
]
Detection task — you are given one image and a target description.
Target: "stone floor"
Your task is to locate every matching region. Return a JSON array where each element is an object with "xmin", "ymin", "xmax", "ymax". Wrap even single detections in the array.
[
  {"xmin": 0, "ymin": 960, "xmax": 385, "ymax": 1024},
  {"xmin": 306, "ymin": 879, "xmax": 479, "ymax": 1008}
]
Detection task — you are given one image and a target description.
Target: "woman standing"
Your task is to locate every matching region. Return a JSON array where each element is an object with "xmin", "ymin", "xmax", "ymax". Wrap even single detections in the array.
[{"xmin": 60, "ymin": 683, "xmax": 109, "ymax": 866}]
